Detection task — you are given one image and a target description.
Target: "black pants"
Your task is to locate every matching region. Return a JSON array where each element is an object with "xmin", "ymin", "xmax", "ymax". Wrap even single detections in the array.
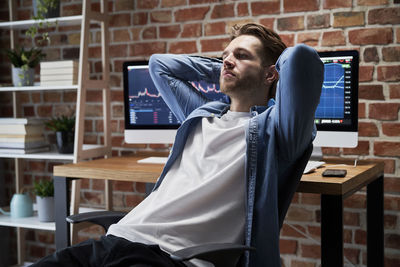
[{"xmin": 30, "ymin": 235, "xmax": 186, "ymax": 267}]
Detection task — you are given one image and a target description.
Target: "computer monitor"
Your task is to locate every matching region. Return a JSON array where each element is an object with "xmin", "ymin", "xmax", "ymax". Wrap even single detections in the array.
[
  {"xmin": 123, "ymin": 60, "xmax": 226, "ymax": 144},
  {"xmin": 313, "ymin": 50, "xmax": 359, "ymax": 149}
]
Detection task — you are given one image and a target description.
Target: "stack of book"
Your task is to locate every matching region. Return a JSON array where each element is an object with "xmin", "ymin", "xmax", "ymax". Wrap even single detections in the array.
[
  {"xmin": 0, "ymin": 118, "xmax": 49, "ymax": 154},
  {"xmin": 40, "ymin": 60, "xmax": 78, "ymax": 86}
]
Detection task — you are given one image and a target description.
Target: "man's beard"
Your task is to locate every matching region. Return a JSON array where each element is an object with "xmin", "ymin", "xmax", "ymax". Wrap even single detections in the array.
[{"xmin": 220, "ymin": 72, "xmax": 264, "ymax": 96}]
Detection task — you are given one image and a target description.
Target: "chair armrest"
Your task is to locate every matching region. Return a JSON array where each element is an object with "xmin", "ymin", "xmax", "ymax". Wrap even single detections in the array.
[
  {"xmin": 170, "ymin": 243, "xmax": 255, "ymax": 267},
  {"xmin": 66, "ymin": 211, "xmax": 127, "ymax": 231}
]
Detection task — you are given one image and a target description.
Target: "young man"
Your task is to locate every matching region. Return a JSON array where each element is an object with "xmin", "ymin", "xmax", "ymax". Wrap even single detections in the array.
[{"xmin": 32, "ymin": 23, "xmax": 323, "ymax": 267}]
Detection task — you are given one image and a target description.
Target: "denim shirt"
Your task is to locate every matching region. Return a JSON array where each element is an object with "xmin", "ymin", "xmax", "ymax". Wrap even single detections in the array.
[{"xmin": 149, "ymin": 44, "xmax": 324, "ymax": 267}]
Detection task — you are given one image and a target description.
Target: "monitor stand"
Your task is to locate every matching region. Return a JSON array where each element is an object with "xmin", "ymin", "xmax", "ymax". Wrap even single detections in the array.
[{"xmin": 310, "ymin": 146, "xmax": 323, "ymax": 161}]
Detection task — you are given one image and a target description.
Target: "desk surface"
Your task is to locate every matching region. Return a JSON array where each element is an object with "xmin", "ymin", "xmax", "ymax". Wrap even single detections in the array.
[{"xmin": 54, "ymin": 156, "xmax": 384, "ymax": 196}]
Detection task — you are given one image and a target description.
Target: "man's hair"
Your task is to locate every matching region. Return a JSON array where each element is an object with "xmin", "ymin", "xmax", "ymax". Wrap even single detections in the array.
[{"xmin": 230, "ymin": 23, "xmax": 287, "ymax": 98}]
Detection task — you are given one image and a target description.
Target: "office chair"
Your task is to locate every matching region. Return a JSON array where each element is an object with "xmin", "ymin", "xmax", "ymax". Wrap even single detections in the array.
[{"xmin": 67, "ymin": 144, "xmax": 313, "ymax": 267}]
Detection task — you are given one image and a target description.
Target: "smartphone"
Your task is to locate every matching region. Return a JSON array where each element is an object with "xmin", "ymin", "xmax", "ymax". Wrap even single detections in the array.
[{"xmin": 322, "ymin": 169, "xmax": 347, "ymax": 178}]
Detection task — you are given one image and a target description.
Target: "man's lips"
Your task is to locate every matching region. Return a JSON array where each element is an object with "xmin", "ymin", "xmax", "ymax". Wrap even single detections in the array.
[{"xmin": 222, "ymin": 70, "xmax": 236, "ymax": 78}]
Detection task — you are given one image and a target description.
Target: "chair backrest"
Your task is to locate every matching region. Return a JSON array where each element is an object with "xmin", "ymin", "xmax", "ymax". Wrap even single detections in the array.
[{"xmin": 277, "ymin": 144, "xmax": 313, "ymax": 228}]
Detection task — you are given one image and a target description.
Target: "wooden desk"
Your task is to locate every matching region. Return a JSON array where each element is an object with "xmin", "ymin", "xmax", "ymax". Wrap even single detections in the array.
[{"xmin": 53, "ymin": 157, "xmax": 384, "ymax": 267}]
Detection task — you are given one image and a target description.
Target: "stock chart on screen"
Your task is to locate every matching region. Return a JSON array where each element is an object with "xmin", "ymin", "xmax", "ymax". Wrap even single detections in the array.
[
  {"xmin": 127, "ymin": 66, "xmax": 224, "ymax": 127},
  {"xmin": 315, "ymin": 55, "xmax": 354, "ymax": 127}
]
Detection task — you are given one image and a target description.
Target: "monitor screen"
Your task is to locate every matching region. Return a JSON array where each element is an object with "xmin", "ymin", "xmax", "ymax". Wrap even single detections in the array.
[
  {"xmin": 313, "ymin": 50, "xmax": 359, "ymax": 148},
  {"xmin": 123, "ymin": 61, "xmax": 225, "ymax": 144}
]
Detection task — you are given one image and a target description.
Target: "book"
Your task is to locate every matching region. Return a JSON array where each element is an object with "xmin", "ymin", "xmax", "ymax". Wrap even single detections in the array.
[
  {"xmin": 0, "ymin": 146, "xmax": 50, "ymax": 154},
  {"xmin": 0, "ymin": 124, "xmax": 44, "ymax": 135},
  {"xmin": 0, "ymin": 134, "xmax": 44, "ymax": 141},
  {"xmin": 0, "ymin": 140, "xmax": 48, "ymax": 149},
  {"xmin": 40, "ymin": 60, "xmax": 78, "ymax": 69},
  {"xmin": 0, "ymin": 118, "xmax": 44, "ymax": 125}
]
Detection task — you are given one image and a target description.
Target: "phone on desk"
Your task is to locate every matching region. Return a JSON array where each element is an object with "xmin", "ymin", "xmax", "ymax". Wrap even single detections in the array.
[{"xmin": 322, "ymin": 169, "xmax": 347, "ymax": 178}]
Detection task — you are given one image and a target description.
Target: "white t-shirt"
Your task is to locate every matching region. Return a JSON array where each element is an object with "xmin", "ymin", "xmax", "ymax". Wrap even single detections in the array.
[{"xmin": 107, "ymin": 111, "xmax": 250, "ymax": 264}]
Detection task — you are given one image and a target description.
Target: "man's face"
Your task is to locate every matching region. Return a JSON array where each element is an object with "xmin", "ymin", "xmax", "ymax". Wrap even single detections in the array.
[{"xmin": 220, "ymin": 35, "xmax": 266, "ymax": 97}]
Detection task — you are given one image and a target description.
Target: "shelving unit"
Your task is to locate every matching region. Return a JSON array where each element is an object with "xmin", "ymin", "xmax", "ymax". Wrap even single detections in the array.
[{"xmin": 0, "ymin": 0, "xmax": 111, "ymax": 264}]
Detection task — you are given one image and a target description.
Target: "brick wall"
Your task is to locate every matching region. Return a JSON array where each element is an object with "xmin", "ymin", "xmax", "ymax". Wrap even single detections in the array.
[{"xmin": 0, "ymin": 0, "xmax": 399, "ymax": 266}]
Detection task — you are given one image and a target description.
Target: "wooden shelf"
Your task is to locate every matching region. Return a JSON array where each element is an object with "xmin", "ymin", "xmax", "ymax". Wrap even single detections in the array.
[
  {"xmin": 0, "ymin": 85, "xmax": 78, "ymax": 92},
  {"xmin": 0, "ymin": 15, "xmax": 83, "ymax": 29}
]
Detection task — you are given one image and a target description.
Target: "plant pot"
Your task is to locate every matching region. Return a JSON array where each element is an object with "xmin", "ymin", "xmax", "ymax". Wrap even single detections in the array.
[
  {"xmin": 33, "ymin": 0, "xmax": 60, "ymax": 18},
  {"xmin": 36, "ymin": 196, "xmax": 54, "ymax": 222},
  {"xmin": 56, "ymin": 131, "xmax": 74, "ymax": 154},
  {"xmin": 12, "ymin": 67, "xmax": 35, "ymax": 86}
]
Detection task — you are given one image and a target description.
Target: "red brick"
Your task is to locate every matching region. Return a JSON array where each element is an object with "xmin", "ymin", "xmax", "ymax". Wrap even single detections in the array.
[
  {"xmin": 385, "ymin": 254, "xmax": 400, "ymax": 267},
  {"xmin": 259, "ymin": 18, "xmax": 275, "ymax": 30},
  {"xmin": 92, "ymin": 179, "xmax": 105, "ymax": 190},
  {"xmin": 280, "ymin": 239, "xmax": 297, "ymax": 254},
  {"xmin": 290, "ymin": 260, "xmax": 316, "ymax": 267},
  {"xmin": 382, "ymin": 122, "xmax": 400, "ymax": 136},
  {"xmin": 286, "ymin": 206, "xmax": 314, "ymax": 222},
  {"xmin": 344, "ymin": 193, "xmax": 366, "ymax": 209},
  {"xmin": 112, "ymin": 136, "xmax": 124, "ymax": 147},
  {"xmin": 133, "ymin": 12, "xmax": 148, "ymax": 25},
  {"xmin": 37, "ymin": 105, "xmax": 53, "ymax": 117},
  {"xmin": 281, "ymin": 224, "xmax": 307, "ymax": 238},
  {"xmin": 344, "ymin": 248, "xmax": 361, "ymax": 265},
  {"xmin": 115, "ymin": 0, "xmax": 134, "ymax": 11},
  {"xmin": 151, "ymin": 10, "xmax": 172, "ymax": 23},
  {"xmin": 333, "ymin": 11, "xmax": 365, "ymax": 28},
  {"xmin": 160, "ymin": 25, "xmax": 181, "ymax": 38},
  {"xmin": 368, "ymin": 7, "xmax": 400, "ymax": 25},
  {"xmin": 113, "ymin": 180, "xmax": 134, "ymax": 192},
  {"xmin": 125, "ymin": 194, "xmax": 145, "ymax": 207},
  {"xmin": 110, "ymin": 13, "xmax": 131, "ymax": 27},
  {"xmin": 384, "ymin": 214, "xmax": 398, "ymax": 229},
  {"xmin": 344, "ymin": 211, "xmax": 360, "ymax": 226},
  {"xmin": 384, "ymin": 195, "xmax": 400, "ymax": 211},
  {"xmin": 301, "ymin": 193, "xmax": 320, "ymax": 205},
  {"xmin": 385, "ymin": 234, "xmax": 400, "ymax": 249},
  {"xmin": 357, "ymin": 0, "xmax": 388, "ymax": 5},
  {"xmin": 284, "ymin": 0, "xmax": 318, "ymax": 12},
  {"xmin": 161, "ymin": 0, "xmax": 185, "ymax": 7},
  {"xmin": 83, "ymin": 191, "xmax": 103, "ymax": 205},
  {"xmin": 181, "ymin": 23, "xmax": 202, "ymax": 38},
  {"xmin": 343, "ymin": 140, "xmax": 370, "ymax": 155},
  {"xmin": 211, "ymin": 3, "xmax": 234, "ymax": 19},
  {"xmin": 369, "ymin": 103, "xmax": 400, "ymax": 120},
  {"xmin": 359, "ymin": 84, "xmax": 384, "ymax": 100},
  {"xmin": 349, "ymin": 28, "xmax": 393, "ymax": 45},
  {"xmin": 377, "ymin": 66, "xmax": 400, "ymax": 81},
  {"xmin": 358, "ymin": 122, "xmax": 379, "ymax": 137},
  {"xmin": 205, "ymin": 22, "xmax": 226, "ymax": 36},
  {"xmin": 321, "ymin": 31, "xmax": 346, "ymax": 46},
  {"xmin": 237, "ymin": 2, "xmax": 249, "ymax": 17},
  {"xmin": 175, "ymin": 7, "xmax": 210, "ymax": 22},
  {"xmin": 397, "ymin": 27, "xmax": 400, "ymax": 44},
  {"xmin": 321, "ymin": 147, "xmax": 340, "ymax": 156},
  {"xmin": 300, "ymin": 244, "xmax": 321, "ymax": 259},
  {"xmin": 109, "ymin": 44, "xmax": 128, "ymax": 57},
  {"xmin": 113, "ymin": 29, "xmax": 131, "ymax": 42},
  {"xmin": 307, "ymin": 14, "xmax": 330, "ymax": 29},
  {"xmin": 142, "ymin": 27, "xmax": 157, "ymax": 39},
  {"xmin": 200, "ymin": 38, "xmax": 230, "ymax": 53},
  {"xmin": 359, "ymin": 66, "xmax": 374, "ymax": 82},
  {"xmin": 137, "ymin": 0, "xmax": 159, "ymax": 9},
  {"xmin": 364, "ymin": 47, "xmax": 379, "ymax": 62},
  {"xmin": 277, "ymin": 16, "xmax": 305, "ymax": 31},
  {"xmin": 297, "ymin": 32, "xmax": 320, "ymax": 47},
  {"xmin": 130, "ymin": 42, "xmax": 166, "ymax": 56},
  {"xmin": 324, "ymin": 0, "xmax": 352, "ymax": 8},
  {"xmin": 169, "ymin": 41, "xmax": 198, "ymax": 54},
  {"xmin": 280, "ymin": 34, "xmax": 295, "ymax": 47},
  {"xmin": 385, "ymin": 177, "xmax": 400, "ymax": 193},
  {"xmin": 251, "ymin": 1, "xmax": 280, "ymax": 16},
  {"xmin": 374, "ymin": 141, "xmax": 400, "ymax": 157},
  {"xmin": 382, "ymin": 47, "xmax": 400, "ymax": 62},
  {"xmin": 389, "ymin": 84, "xmax": 400, "ymax": 99}
]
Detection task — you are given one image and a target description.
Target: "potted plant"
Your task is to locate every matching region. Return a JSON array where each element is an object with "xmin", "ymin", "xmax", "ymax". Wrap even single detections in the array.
[
  {"xmin": 45, "ymin": 115, "xmax": 75, "ymax": 154},
  {"xmin": 33, "ymin": 179, "xmax": 54, "ymax": 222},
  {"xmin": 6, "ymin": 46, "xmax": 46, "ymax": 86}
]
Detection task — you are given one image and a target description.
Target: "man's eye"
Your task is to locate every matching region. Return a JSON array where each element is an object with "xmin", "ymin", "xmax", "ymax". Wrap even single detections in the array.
[{"xmin": 236, "ymin": 53, "xmax": 248, "ymax": 59}]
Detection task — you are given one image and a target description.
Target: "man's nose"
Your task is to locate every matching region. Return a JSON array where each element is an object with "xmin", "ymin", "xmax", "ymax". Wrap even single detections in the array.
[{"xmin": 223, "ymin": 54, "xmax": 234, "ymax": 68}]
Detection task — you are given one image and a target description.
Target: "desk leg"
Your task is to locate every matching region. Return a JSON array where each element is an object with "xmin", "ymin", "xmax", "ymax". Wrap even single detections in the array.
[
  {"xmin": 54, "ymin": 176, "xmax": 70, "ymax": 250},
  {"xmin": 321, "ymin": 194, "xmax": 343, "ymax": 267},
  {"xmin": 367, "ymin": 175, "xmax": 384, "ymax": 266}
]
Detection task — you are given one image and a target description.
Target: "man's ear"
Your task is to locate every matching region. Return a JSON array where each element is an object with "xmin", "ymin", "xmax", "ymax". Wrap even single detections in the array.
[{"xmin": 265, "ymin": 65, "xmax": 278, "ymax": 85}]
